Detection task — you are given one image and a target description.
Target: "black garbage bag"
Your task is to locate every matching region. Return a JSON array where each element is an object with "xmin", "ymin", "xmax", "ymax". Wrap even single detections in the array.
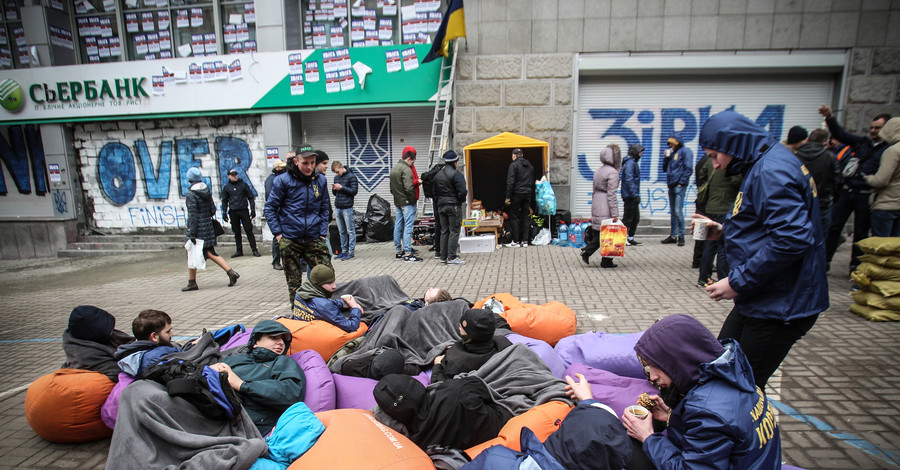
[
  {"xmin": 354, "ymin": 210, "xmax": 367, "ymax": 241},
  {"xmin": 365, "ymin": 194, "xmax": 394, "ymax": 242}
]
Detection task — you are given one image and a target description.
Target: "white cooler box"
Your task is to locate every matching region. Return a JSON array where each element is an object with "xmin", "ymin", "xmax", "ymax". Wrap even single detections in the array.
[{"xmin": 459, "ymin": 234, "xmax": 496, "ymax": 253}]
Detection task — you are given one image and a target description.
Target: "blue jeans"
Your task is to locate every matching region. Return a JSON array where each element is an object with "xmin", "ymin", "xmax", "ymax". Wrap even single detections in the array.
[
  {"xmin": 394, "ymin": 204, "xmax": 417, "ymax": 254},
  {"xmin": 668, "ymin": 185, "xmax": 686, "ymax": 238},
  {"xmin": 871, "ymin": 209, "xmax": 900, "ymax": 237},
  {"xmin": 335, "ymin": 208, "xmax": 356, "ymax": 254}
]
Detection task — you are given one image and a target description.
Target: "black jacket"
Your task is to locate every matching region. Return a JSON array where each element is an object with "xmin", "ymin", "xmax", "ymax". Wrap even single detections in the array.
[
  {"xmin": 420, "ymin": 163, "xmax": 445, "ymax": 199},
  {"xmin": 825, "ymin": 116, "xmax": 887, "ymax": 191},
  {"xmin": 222, "ymin": 178, "xmax": 255, "ymax": 213},
  {"xmin": 506, "ymin": 157, "xmax": 535, "ymax": 198},
  {"xmin": 795, "ymin": 142, "xmax": 840, "ymax": 208},
  {"xmin": 332, "ymin": 168, "xmax": 359, "ymax": 209},
  {"xmin": 186, "ymin": 182, "xmax": 217, "ymax": 246},
  {"xmin": 434, "ymin": 164, "xmax": 467, "ymax": 207}
]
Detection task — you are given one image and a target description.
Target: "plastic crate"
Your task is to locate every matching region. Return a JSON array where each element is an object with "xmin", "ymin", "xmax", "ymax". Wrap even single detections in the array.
[{"xmin": 459, "ymin": 234, "xmax": 496, "ymax": 253}]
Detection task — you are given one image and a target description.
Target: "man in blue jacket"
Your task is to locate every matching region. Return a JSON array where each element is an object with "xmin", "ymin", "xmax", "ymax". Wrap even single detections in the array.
[
  {"xmin": 291, "ymin": 265, "xmax": 363, "ymax": 333},
  {"xmin": 699, "ymin": 110, "xmax": 828, "ymax": 389},
  {"xmin": 661, "ymin": 134, "xmax": 692, "ymax": 246},
  {"xmin": 331, "ymin": 160, "xmax": 359, "ymax": 260},
  {"xmin": 621, "ymin": 144, "xmax": 643, "ymax": 246},
  {"xmin": 264, "ymin": 143, "xmax": 333, "ymax": 304}
]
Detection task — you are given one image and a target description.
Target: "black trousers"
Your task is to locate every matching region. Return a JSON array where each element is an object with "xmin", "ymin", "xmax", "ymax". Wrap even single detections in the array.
[
  {"xmin": 718, "ymin": 307, "xmax": 818, "ymax": 389},
  {"xmin": 622, "ymin": 197, "xmax": 640, "ymax": 238},
  {"xmin": 432, "ymin": 198, "xmax": 441, "ymax": 251},
  {"xmin": 825, "ymin": 189, "xmax": 871, "ymax": 270},
  {"xmin": 509, "ymin": 193, "xmax": 531, "ymax": 244},
  {"xmin": 229, "ymin": 208, "xmax": 257, "ymax": 252}
]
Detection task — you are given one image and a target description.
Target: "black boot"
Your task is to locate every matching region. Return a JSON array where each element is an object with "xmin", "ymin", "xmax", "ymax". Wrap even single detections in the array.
[
  {"xmin": 227, "ymin": 269, "xmax": 240, "ymax": 286},
  {"xmin": 272, "ymin": 260, "xmax": 283, "ymax": 270},
  {"xmin": 231, "ymin": 251, "xmax": 244, "ymax": 258},
  {"xmin": 181, "ymin": 280, "xmax": 198, "ymax": 292},
  {"xmin": 600, "ymin": 258, "xmax": 618, "ymax": 268},
  {"xmin": 580, "ymin": 251, "xmax": 590, "ymax": 265},
  {"xmin": 677, "ymin": 237, "xmax": 685, "ymax": 247},
  {"xmin": 252, "ymin": 250, "xmax": 261, "ymax": 257}
]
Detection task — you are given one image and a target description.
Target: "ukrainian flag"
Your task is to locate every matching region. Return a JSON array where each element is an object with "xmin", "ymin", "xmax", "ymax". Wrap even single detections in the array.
[{"xmin": 423, "ymin": 0, "xmax": 465, "ymax": 63}]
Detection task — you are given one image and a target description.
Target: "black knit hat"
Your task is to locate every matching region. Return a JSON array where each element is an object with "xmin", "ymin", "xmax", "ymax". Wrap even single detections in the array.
[
  {"xmin": 68, "ymin": 305, "xmax": 115, "ymax": 343},
  {"xmin": 787, "ymin": 126, "xmax": 808, "ymax": 145},
  {"xmin": 315, "ymin": 150, "xmax": 330, "ymax": 165}
]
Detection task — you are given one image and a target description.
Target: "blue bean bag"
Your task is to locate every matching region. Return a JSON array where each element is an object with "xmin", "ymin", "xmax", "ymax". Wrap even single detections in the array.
[
  {"xmin": 555, "ymin": 331, "xmax": 645, "ymax": 379},
  {"xmin": 564, "ymin": 363, "xmax": 657, "ymax": 418},
  {"xmin": 506, "ymin": 333, "xmax": 566, "ymax": 378}
]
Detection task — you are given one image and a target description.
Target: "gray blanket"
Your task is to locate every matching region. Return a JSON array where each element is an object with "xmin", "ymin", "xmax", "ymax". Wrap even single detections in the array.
[
  {"xmin": 106, "ymin": 334, "xmax": 267, "ymax": 470},
  {"xmin": 333, "ymin": 275, "xmax": 413, "ymax": 314},
  {"xmin": 329, "ymin": 299, "xmax": 472, "ymax": 373}
]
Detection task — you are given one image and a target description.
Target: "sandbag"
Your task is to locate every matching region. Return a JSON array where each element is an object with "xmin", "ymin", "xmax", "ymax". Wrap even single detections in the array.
[
  {"xmin": 564, "ymin": 363, "xmax": 657, "ymax": 417},
  {"xmin": 506, "ymin": 333, "xmax": 567, "ymax": 379},
  {"xmin": 869, "ymin": 280, "xmax": 900, "ymax": 297},
  {"xmin": 25, "ymin": 369, "xmax": 115, "ymax": 443},
  {"xmin": 289, "ymin": 409, "xmax": 433, "ymax": 470},
  {"xmin": 364, "ymin": 194, "xmax": 394, "ymax": 243},
  {"xmin": 858, "ymin": 253, "xmax": 900, "ymax": 270},
  {"xmin": 277, "ymin": 318, "xmax": 368, "ymax": 361},
  {"xmin": 854, "ymin": 262, "xmax": 900, "ymax": 283},
  {"xmin": 101, "ymin": 372, "xmax": 136, "ymax": 429},
  {"xmin": 290, "ymin": 349, "xmax": 336, "ymax": 412},
  {"xmin": 851, "ymin": 289, "xmax": 900, "ymax": 312},
  {"xmin": 465, "ymin": 400, "xmax": 572, "ymax": 460},
  {"xmin": 856, "ymin": 237, "xmax": 900, "ymax": 256},
  {"xmin": 554, "ymin": 331, "xmax": 645, "ymax": 379},
  {"xmin": 332, "ymin": 372, "xmax": 430, "ymax": 410},
  {"xmin": 500, "ymin": 302, "xmax": 577, "ymax": 347},
  {"xmin": 849, "ymin": 303, "xmax": 900, "ymax": 322}
]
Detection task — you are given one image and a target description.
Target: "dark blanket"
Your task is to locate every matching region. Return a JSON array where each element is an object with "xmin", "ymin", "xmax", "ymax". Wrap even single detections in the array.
[
  {"xmin": 61, "ymin": 329, "xmax": 134, "ymax": 382},
  {"xmin": 329, "ymin": 299, "xmax": 480, "ymax": 373},
  {"xmin": 106, "ymin": 334, "xmax": 266, "ymax": 470},
  {"xmin": 333, "ymin": 275, "xmax": 413, "ymax": 324}
]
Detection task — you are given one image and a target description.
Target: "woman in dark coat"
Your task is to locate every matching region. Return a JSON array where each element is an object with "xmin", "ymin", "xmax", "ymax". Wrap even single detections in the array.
[{"xmin": 182, "ymin": 167, "xmax": 239, "ymax": 291}]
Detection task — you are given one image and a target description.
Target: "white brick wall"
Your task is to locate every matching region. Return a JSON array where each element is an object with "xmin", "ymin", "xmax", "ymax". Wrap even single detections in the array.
[{"xmin": 75, "ymin": 115, "xmax": 266, "ymax": 232}]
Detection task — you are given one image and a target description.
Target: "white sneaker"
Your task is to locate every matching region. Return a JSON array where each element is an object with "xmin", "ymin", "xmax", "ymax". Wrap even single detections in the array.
[
  {"xmin": 503, "ymin": 241, "xmax": 518, "ymax": 248},
  {"xmin": 447, "ymin": 258, "xmax": 466, "ymax": 265}
]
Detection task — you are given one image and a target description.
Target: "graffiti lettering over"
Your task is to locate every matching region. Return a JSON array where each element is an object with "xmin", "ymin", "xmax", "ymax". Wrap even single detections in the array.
[{"xmin": 98, "ymin": 137, "xmax": 256, "ymax": 206}]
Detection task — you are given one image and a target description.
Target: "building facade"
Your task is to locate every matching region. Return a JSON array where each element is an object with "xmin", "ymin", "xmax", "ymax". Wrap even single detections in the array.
[{"xmin": 0, "ymin": 0, "xmax": 897, "ymax": 258}]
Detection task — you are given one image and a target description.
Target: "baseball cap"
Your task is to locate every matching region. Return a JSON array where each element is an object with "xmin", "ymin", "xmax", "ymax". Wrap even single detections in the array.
[
  {"xmin": 227, "ymin": 169, "xmax": 238, "ymax": 175},
  {"xmin": 296, "ymin": 143, "xmax": 317, "ymax": 157}
]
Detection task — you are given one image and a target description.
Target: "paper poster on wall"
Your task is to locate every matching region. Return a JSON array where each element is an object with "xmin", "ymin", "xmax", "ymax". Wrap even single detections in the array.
[
  {"xmin": 202, "ymin": 61, "xmax": 215, "ymax": 81},
  {"xmin": 190, "ymin": 8, "xmax": 203, "ymax": 27},
  {"xmin": 305, "ymin": 60, "xmax": 320, "ymax": 82},
  {"xmin": 266, "ymin": 147, "xmax": 280, "ymax": 166},
  {"xmin": 383, "ymin": 3, "xmax": 397, "ymax": 16},
  {"xmin": 13, "ymin": 26, "xmax": 24, "ymax": 47},
  {"xmin": 188, "ymin": 62, "xmax": 201, "ymax": 82},
  {"xmin": 48, "ymin": 164, "xmax": 61, "ymax": 183},
  {"xmin": 429, "ymin": 11, "xmax": 442, "ymax": 32},
  {"xmin": 334, "ymin": 0, "xmax": 347, "ymax": 18},
  {"xmin": 339, "ymin": 68, "xmax": 355, "ymax": 92},
  {"xmin": 134, "ymin": 35, "xmax": 148, "ymax": 54},
  {"xmin": 330, "ymin": 26, "xmax": 344, "ymax": 47},
  {"xmin": 97, "ymin": 38, "xmax": 110, "ymax": 57},
  {"xmin": 157, "ymin": 10, "xmax": 170, "ymax": 29},
  {"xmin": 176, "ymin": 9, "xmax": 189, "ymax": 28},
  {"xmin": 365, "ymin": 30, "xmax": 378, "ymax": 47},
  {"xmin": 401, "ymin": 47, "xmax": 418, "ymax": 70},
  {"xmin": 0, "ymin": 47, "xmax": 10, "ymax": 67},
  {"xmin": 363, "ymin": 9, "xmax": 377, "ymax": 30},
  {"xmin": 0, "ymin": 26, "xmax": 5, "ymax": 46},
  {"xmin": 224, "ymin": 24, "xmax": 237, "ymax": 43},
  {"xmin": 237, "ymin": 23, "xmax": 250, "ymax": 42},
  {"xmin": 244, "ymin": 40, "xmax": 257, "ymax": 52},
  {"xmin": 51, "ymin": 0, "xmax": 64, "ymax": 10},
  {"xmin": 161, "ymin": 65, "xmax": 175, "ymax": 84},
  {"xmin": 378, "ymin": 19, "xmax": 393, "ymax": 40},
  {"xmin": 5, "ymin": 2, "xmax": 17, "ymax": 21},
  {"xmin": 141, "ymin": 12, "xmax": 155, "ymax": 32},
  {"xmin": 90, "ymin": 17, "xmax": 101, "ymax": 36},
  {"xmin": 322, "ymin": 49, "xmax": 337, "ymax": 73},
  {"xmin": 109, "ymin": 37, "xmax": 121, "ymax": 56},
  {"xmin": 229, "ymin": 42, "xmax": 243, "ymax": 53},
  {"xmin": 125, "ymin": 13, "xmax": 139, "ymax": 33},
  {"xmin": 152, "ymin": 75, "xmax": 165, "ymax": 95},
  {"xmin": 191, "ymin": 34, "xmax": 203, "ymax": 54},
  {"xmin": 229, "ymin": 59, "xmax": 242, "ymax": 80},
  {"xmin": 305, "ymin": 10, "xmax": 313, "ymax": 22},
  {"xmin": 244, "ymin": 3, "xmax": 255, "ymax": 23},
  {"xmin": 288, "ymin": 52, "xmax": 303, "ymax": 73},
  {"xmin": 402, "ymin": 33, "xmax": 415, "ymax": 44},
  {"xmin": 350, "ymin": 20, "xmax": 364, "ymax": 41},
  {"xmin": 312, "ymin": 24, "xmax": 326, "ymax": 46},
  {"xmin": 99, "ymin": 17, "xmax": 113, "ymax": 37},
  {"xmin": 416, "ymin": 32, "xmax": 430, "ymax": 44},
  {"xmin": 160, "ymin": 50, "xmax": 172, "ymax": 58},
  {"xmin": 324, "ymin": 71, "xmax": 339, "ymax": 93},
  {"xmin": 204, "ymin": 33, "xmax": 217, "ymax": 54},
  {"xmin": 159, "ymin": 30, "xmax": 171, "ymax": 50},
  {"xmin": 290, "ymin": 73, "xmax": 304, "ymax": 95},
  {"xmin": 147, "ymin": 33, "xmax": 160, "ymax": 53},
  {"xmin": 103, "ymin": 0, "xmax": 116, "ymax": 10},
  {"xmin": 385, "ymin": 49, "xmax": 402, "ymax": 72}
]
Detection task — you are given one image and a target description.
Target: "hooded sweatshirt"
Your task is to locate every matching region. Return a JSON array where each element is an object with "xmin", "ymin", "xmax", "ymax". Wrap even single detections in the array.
[
  {"xmin": 590, "ymin": 147, "xmax": 619, "ymax": 230},
  {"xmin": 62, "ymin": 306, "xmax": 134, "ymax": 381},
  {"xmin": 185, "ymin": 181, "xmax": 217, "ymax": 246},
  {"xmin": 374, "ymin": 374, "xmax": 511, "ymax": 450},
  {"xmin": 291, "ymin": 279, "xmax": 362, "ymax": 333},
  {"xmin": 699, "ymin": 110, "xmax": 828, "ymax": 321},
  {"xmin": 431, "ymin": 309, "xmax": 512, "ymax": 383},
  {"xmin": 633, "ymin": 314, "xmax": 782, "ymax": 470},
  {"xmin": 662, "ymin": 134, "xmax": 693, "ymax": 187},
  {"xmin": 794, "ymin": 141, "xmax": 839, "ymax": 209},
  {"xmin": 223, "ymin": 320, "xmax": 305, "ymax": 435},
  {"xmin": 621, "ymin": 144, "xmax": 643, "ymax": 199},
  {"xmin": 865, "ymin": 117, "xmax": 900, "ymax": 211}
]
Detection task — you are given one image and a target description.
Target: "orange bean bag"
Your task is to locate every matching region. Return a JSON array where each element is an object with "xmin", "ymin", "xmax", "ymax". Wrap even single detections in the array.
[
  {"xmin": 25, "ymin": 369, "xmax": 115, "ymax": 443},
  {"xmin": 474, "ymin": 294, "xmax": 577, "ymax": 346},
  {"xmin": 289, "ymin": 409, "xmax": 433, "ymax": 469},
  {"xmin": 474, "ymin": 293, "xmax": 526, "ymax": 310},
  {"xmin": 277, "ymin": 318, "xmax": 368, "ymax": 361},
  {"xmin": 465, "ymin": 400, "xmax": 572, "ymax": 459}
]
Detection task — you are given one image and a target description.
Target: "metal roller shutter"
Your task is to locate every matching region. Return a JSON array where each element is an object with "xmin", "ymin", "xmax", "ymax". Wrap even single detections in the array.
[
  {"xmin": 573, "ymin": 74, "xmax": 836, "ymax": 220},
  {"xmin": 300, "ymin": 105, "xmax": 434, "ymax": 214}
]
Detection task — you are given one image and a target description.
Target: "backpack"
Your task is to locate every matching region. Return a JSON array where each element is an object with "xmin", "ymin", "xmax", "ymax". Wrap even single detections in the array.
[
  {"xmin": 421, "ymin": 164, "xmax": 444, "ymax": 199},
  {"xmin": 143, "ymin": 358, "xmax": 243, "ymax": 421}
]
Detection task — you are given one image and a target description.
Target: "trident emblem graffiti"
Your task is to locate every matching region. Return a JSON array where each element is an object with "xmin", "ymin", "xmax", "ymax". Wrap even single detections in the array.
[{"xmin": 345, "ymin": 114, "xmax": 392, "ymax": 192}]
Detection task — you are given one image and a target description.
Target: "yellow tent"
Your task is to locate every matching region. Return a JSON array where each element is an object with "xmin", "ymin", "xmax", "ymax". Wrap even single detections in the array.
[{"xmin": 463, "ymin": 132, "xmax": 548, "ymax": 212}]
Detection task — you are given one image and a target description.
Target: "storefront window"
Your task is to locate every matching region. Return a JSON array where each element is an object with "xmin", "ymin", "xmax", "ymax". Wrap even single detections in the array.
[
  {"xmin": 299, "ymin": 0, "xmax": 445, "ymax": 50},
  {"xmin": 124, "ymin": 1, "xmax": 214, "ymax": 60},
  {"xmin": 221, "ymin": 1, "xmax": 257, "ymax": 53},
  {"xmin": 0, "ymin": 0, "xmax": 23, "ymax": 68}
]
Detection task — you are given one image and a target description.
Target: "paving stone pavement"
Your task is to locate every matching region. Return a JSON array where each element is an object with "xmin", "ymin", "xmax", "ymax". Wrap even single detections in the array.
[{"xmin": 0, "ymin": 238, "xmax": 897, "ymax": 470}]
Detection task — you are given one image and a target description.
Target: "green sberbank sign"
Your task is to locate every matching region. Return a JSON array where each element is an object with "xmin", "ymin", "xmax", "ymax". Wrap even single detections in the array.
[{"xmin": 0, "ymin": 43, "xmax": 441, "ymax": 125}]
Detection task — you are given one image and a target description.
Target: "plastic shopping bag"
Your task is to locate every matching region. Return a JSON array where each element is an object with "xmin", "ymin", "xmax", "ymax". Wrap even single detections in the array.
[
  {"xmin": 599, "ymin": 219, "xmax": 626, "ymax": 258},
  {"xmin": 531, "ymin": 228, "xmax": 552, "ymax": 246},
  {"xmin": 535, "ymin": 178, "xmax": 557, "ymax": 216},
  {"xmin": 186, "ymin": 239, "xmax": 206, "ymax": 270}
]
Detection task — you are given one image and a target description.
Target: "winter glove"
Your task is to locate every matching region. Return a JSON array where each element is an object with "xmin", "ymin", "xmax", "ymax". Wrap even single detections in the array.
[
  {"xmin": 505, "ymin": 198, "xmax": 511, "ymax": 206},
  {"xmin": 223, "ymin": 213, "xmax": 229, "ymax": 223}
]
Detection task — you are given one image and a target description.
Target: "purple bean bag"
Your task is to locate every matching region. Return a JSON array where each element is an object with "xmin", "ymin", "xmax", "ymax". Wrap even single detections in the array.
[
  {"xmin": 289, "ymin": 349, "xmax": 336, "ymax": 412},
  {"xmin": 565, "ymin": 363, "xmax": 657, "ymax": 418},
  {"xmin": 507, "ymin": 333, "xmax": 566, "ymax": 378},
  {"xmin": 782, "ymin": 466, "xmax": 806, "ymax": 470},
  {"xmin": 220, "ymin": 329, "xmax": 253, "ymax": 351},
  {"xmin": 100, "ymin": 373, "xmax": 136, "ymax": 429},
  {"xmin": 333, "ymin": 372, "xmax": 430, "ymax": 410},
  {"xmin": 554, "ymin": 331, "xmax": 645, "ymax": 379}
]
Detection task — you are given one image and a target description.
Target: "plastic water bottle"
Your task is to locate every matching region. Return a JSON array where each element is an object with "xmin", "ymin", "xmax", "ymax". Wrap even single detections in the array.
[
  {"xmin": 573, "ymin": 220, "xmax": 584, "ymax": 248},
  {"xmin": 558, "ymin": 221, "xmax": 569, "ymax": 247},
  {"xmin": 569, "ymin": 220, "xmax": 579, "ymax": 248},
  {"xmin": 582, "ymin": 220, "xmax": 592, "ymax": 247}
]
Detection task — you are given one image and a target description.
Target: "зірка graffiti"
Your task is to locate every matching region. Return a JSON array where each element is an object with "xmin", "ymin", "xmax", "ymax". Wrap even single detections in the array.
[{"xmin": 97, "ymin": 136, "xmax": 257, "ymax": 205}]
